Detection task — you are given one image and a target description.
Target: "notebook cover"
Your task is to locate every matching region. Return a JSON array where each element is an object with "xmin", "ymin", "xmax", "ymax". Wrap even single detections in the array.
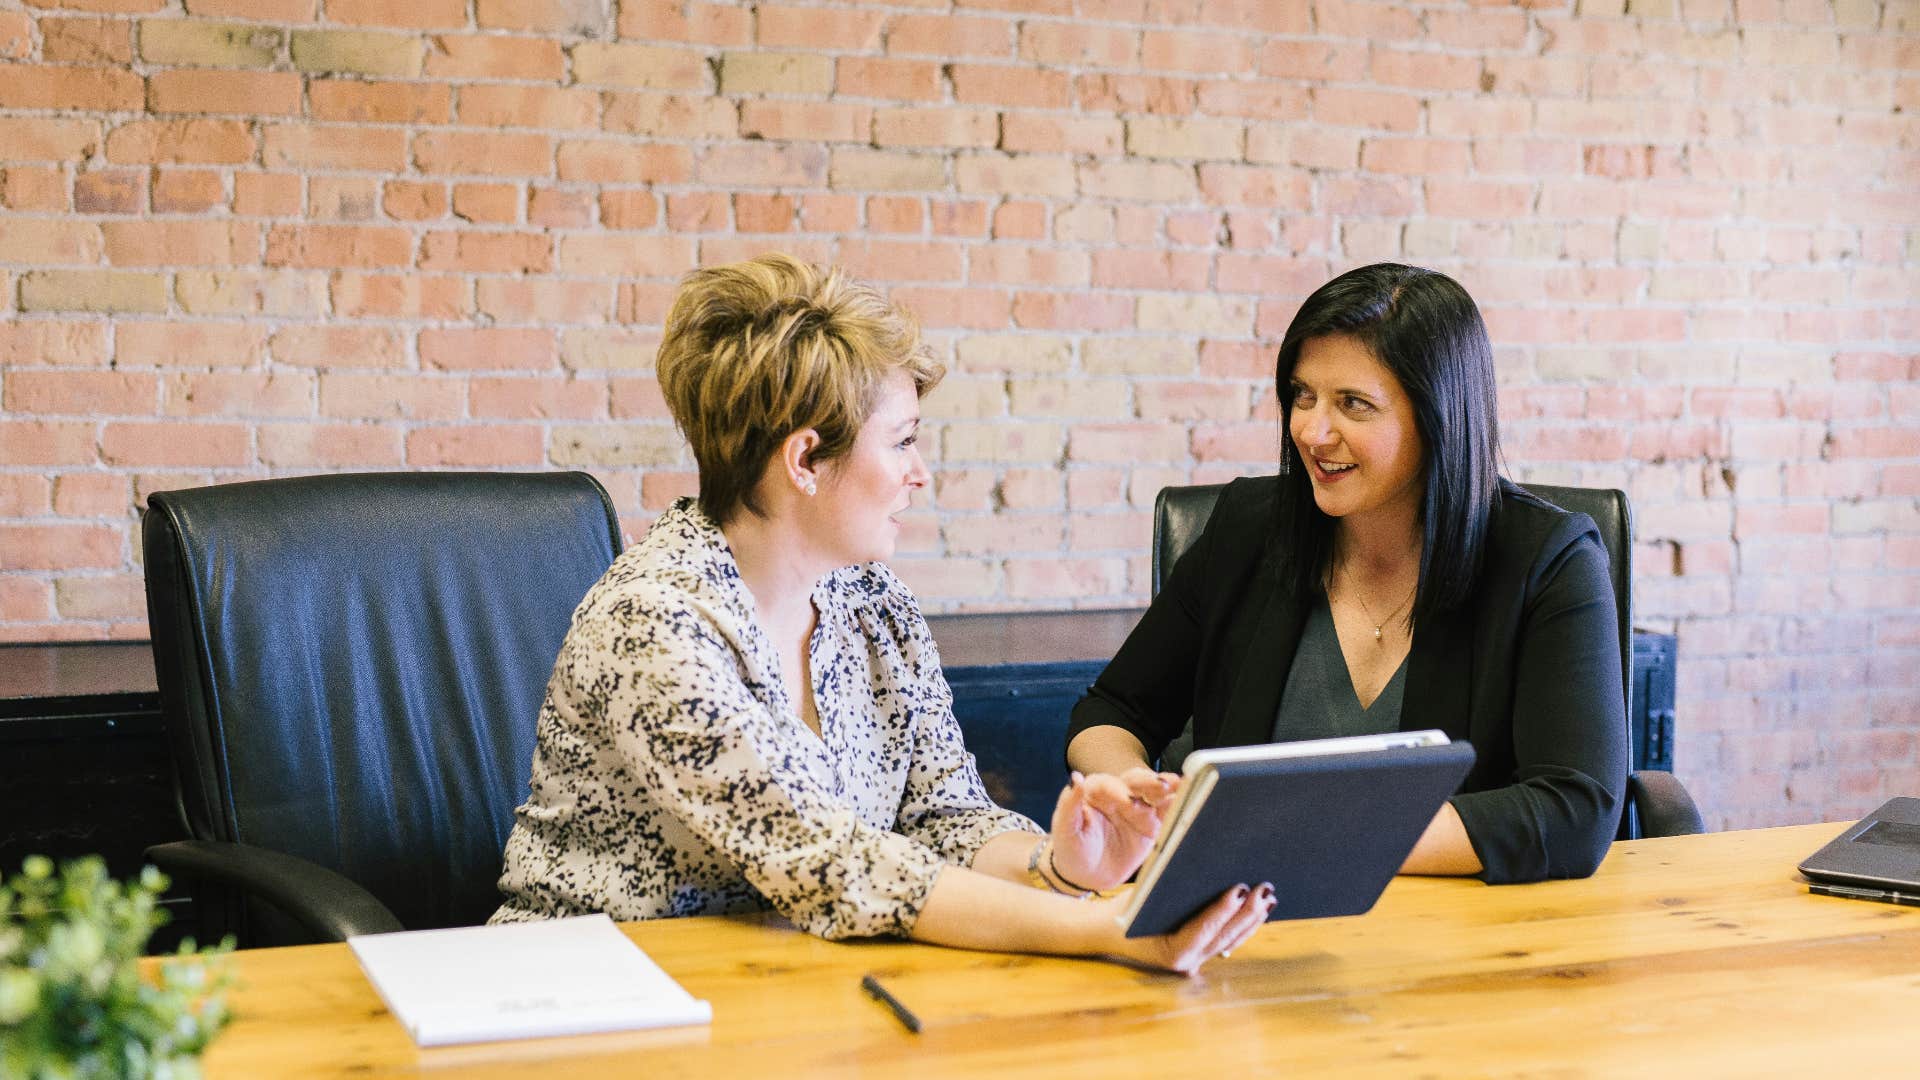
[{"xmin": 1123, "ymin": 740, "xmax": 1477, "ymax": 937}]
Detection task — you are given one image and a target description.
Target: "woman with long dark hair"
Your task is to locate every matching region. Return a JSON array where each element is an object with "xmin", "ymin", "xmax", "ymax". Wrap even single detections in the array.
[{"xmin": 1067, "ymin": 263, "xmax": 1628, "ymax": 883}]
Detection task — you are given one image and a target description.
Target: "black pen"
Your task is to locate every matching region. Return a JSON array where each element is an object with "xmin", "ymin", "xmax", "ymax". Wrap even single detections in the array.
[
  {"xmin": 1809, "ymin": 882, "xmax": 1920, "ymax": 907},
  {"xmin": 860, "ymin": 973, "xmax": 922, "ymax": 1034}
]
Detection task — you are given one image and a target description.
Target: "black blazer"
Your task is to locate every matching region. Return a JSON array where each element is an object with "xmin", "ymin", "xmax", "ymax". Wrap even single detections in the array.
[{"xmin": 1067, "ymin": 476, "xmax": 1629, "ymax": 884}]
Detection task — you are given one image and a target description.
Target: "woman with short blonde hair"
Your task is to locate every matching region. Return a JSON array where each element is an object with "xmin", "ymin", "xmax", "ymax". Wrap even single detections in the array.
[{"xmin": 495, "ymin": 253, "xmax": 1268, "ymax": 973}]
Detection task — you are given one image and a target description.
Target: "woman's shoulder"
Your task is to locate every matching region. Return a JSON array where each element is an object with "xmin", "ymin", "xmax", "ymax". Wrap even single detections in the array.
[
  {"xmin": 1485, "ymin": 479, "xmax": 1608, "ymax": 578},
  {"xmin": 577, "ymin": 501, "xmax": 745, "ymax": 629}
]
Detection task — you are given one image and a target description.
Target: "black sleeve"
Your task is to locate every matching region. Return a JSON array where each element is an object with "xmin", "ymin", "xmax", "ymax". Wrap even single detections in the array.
[
  {"xmin": 1451, "ymin": 528, "xmax": 1630, "ymax": 883},
  {"xmin": 1065, "ymin": 486, "xmax": 1237, "ymax": 765}
]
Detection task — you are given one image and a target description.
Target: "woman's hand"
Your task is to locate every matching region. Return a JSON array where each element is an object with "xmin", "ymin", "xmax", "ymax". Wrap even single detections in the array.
[
  {"xmin": 1105, "ymin": 882, "xmax": 1275, "ymax": 975},
  {"xmin": 1048, "ymin": 767, "xmax": 1182, "ymax": 893}
]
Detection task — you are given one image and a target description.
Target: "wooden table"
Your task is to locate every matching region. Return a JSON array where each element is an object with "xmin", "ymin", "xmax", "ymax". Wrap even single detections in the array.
[{"xmin": 168, "ymin": 822, "xmax": 1920, "ymax": 1077}]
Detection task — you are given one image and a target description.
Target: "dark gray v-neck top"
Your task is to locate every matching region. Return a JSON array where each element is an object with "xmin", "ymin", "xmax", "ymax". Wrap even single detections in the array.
[{"xmin": 1271, "ymin": 596, "xmax": 1407, "ymax": 742}]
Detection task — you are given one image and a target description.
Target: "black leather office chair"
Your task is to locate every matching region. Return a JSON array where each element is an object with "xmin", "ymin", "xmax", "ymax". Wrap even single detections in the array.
[
  {"xmin": 141, "ymin": 471, "xmax": 622, "ymax": 947},
  {"xmin": 1151, "ymin": 481, "xmax": 1704, "ymax": 841}
]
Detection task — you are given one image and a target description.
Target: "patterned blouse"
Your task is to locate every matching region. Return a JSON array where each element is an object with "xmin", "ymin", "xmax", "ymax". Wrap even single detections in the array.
[{"xmin": 491, "ymin": 499, "xmax": 1040, "ymax": 940}]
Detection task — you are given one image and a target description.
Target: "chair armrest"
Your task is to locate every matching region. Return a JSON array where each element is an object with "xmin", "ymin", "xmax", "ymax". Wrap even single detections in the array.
[
  {"xmin": 145, "ymin": 839, "xmax": 405, "ymax": 942},
  {"xmin": 1628, "ymin": 770, "xmax": 1705, "ymax": 839}
]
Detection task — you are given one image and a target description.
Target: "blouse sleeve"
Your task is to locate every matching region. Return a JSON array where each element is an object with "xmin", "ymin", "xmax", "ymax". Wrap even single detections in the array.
[
  {"xmin": 1450, "ymin": 529, "xmax": 1630, "ymax": 883},
  {"xmin": 873, "ymin": 588, "xmax": 1045, "ymax": 860},
  {"xmin": 581, "ymin": 589, "xmax": 947, "ymax": 941}
]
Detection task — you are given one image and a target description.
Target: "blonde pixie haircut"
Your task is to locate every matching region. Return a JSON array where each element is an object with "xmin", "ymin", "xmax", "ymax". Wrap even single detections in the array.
[{"xmin": 656, "ymin": 253, "xmax": 944, "ymax": 525}]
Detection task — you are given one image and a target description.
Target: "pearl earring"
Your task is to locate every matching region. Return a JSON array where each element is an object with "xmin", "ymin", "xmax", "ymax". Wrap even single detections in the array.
[{"xmin": 803, "ymin": 480, "xmax": 817, "ymax": 496}]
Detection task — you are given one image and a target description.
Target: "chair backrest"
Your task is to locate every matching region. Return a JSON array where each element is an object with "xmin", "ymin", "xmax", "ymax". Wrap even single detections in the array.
[
  {"xmin": 1150, "ymin": 483, "xmax": 1226, "ymax": 597},
  {"xmin": 142, "ymin": 472, "xmax": 621, "ymax": 936},
  {"xmin": 1516, "ymin": 484, "xmax": 1632, "ymax": 719}
]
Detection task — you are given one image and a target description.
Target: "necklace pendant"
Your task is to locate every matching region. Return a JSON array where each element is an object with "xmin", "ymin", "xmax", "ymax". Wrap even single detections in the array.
[{"xmin": 1372, "ymin": 625, "xmax": 1383, "ymax": 642}]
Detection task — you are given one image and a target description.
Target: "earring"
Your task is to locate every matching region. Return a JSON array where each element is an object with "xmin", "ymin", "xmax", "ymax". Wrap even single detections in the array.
[{"xmin": 803, "ymin": 480, "xmax": 817, "ymax": 496}]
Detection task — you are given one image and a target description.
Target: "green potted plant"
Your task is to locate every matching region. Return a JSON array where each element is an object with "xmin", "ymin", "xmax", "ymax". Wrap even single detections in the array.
[{"xmin": 1, "ymin": 856, "xmax": 234, "ymax": 1080}]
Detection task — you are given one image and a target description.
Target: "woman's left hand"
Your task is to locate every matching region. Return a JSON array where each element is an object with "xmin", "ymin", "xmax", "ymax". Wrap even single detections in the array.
[{"xmin": 1047, "ymin": 768, "xmax": 1182, "ymax": 893}]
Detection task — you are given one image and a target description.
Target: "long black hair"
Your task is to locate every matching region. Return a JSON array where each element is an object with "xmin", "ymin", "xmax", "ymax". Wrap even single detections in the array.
[{"xmin": 1272, "ymin": 263, "xmax": 1501, "ymax": 623}]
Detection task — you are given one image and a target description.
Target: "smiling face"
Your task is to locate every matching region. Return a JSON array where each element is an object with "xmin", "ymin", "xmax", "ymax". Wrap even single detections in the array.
[
  {"xmin": 810, "ymin": 369, "xmax": 930, "ymax": 565},
  {"xmin": 1286, "ymin": 333, "xmax": 1426, "ymax": 531}
]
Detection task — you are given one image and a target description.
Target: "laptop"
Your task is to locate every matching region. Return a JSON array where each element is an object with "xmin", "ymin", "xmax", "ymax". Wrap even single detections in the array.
[{"xmin": 1797, "ymin": 797, "xmax": 1920, "ymax": 905}]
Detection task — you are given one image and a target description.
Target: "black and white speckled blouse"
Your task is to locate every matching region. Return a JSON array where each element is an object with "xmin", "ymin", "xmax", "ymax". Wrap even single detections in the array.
[{"xmin": 491, "ymin": 498, "xmax": 1041, "ymax": 940}]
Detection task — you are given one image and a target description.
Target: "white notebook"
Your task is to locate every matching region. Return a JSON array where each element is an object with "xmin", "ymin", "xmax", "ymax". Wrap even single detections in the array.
[{"xmin": 347, "ymin": 913, "xmax": 712, "ymax": 1047}]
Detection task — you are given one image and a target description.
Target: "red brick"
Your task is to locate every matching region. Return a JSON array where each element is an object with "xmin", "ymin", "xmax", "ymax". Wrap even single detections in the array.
[
  {"xmin": 50, "ymin": 473, "xmax": 124, "ymax": 517},
  {"xmin": 417, "ymin": 231, "xmax": 551, "ymax": 274},
  {"xmin": 470, "ymin": 375, "xmax": 606, "ymax": 419},
  {"xmin": 310, "ymin": 79, "xmax": 451, "ymax": 124},
  {"xmin": 269, "ymin": 325, "xmax": 404, "ymax": 368},
  {"xmin": 1198, "ymin": 164, "xmax": 1312, "ymax": 208},
  {"xmin": 265, "ymin": 224, "xmax": 411, "ymax": 269},
  {"xmin": 0, "ymin": 63, "xmax": 143, "ymax": 110},
  {"xmin": 186, "ymin": 0, "xmax": 318, "ymax": 18},
  {"xmin": 414, "ymin": 131, "xmax": 553, "ymax": 177},
  {"xmin": 406, "ymin": 424, "xmax": 545, "ymax": 467},
  {"xmin": 1261, "ymin": 39, "xmax": 1368, "ymax": 81},
  {"xmin": 420, "ymin": 327, "xmax": 556, "ymax": 371},
  {"xmin": 0, "ymin": 420, "xmax": 95, "ymax": 466},
  {"xmin": 117, "ymin": 322, "xmax": 265, "ymax": 368},
  {"xmin": 891, "ymin": 286, "xmax": 1012, "ymax": 331},
  {"xmin": 838, "ymin": 57, "xmax": 944, "ymax": 101},
  {"xmin": 1004, "ymin": 556, "xmax": 1126, "ymax": 600},
  {"xmin": 874, "ymin": 107, "xmax": 998, "ymax": 149},
  {"xmin": 5, "ymin": 371, "xmax": 157, "ymax": 416},
  {"xmin": 615, "ymin": 282, "xmax": 675, "ymax": 324},
  {"xmin": 450, "ymin": 182, "xmax": 519, "ymax": 224},
  {"xmin": 991, "ymin": 200, "xmax": 1044, "ymax": 240},
  {"xmin": 459, "ymin": 84, "xmax": 600, "ymax": 130},
  {"xmin": 1012, "ymin": 291, "xmax": 1133, "ymax": 331},
  {"xmin": 598, "ymin": 189, "xmax": 659, "ymax": 229},
  {"xmin": 317, "ymin": 373, "xmax": 462, "ymax": 420},
  {"xmin": 836, "ymin": 239, "xmax": 965, "ymax": 283},
  {"xmin": 1, "ymin": 322, "xmax": 109, "ymax": 369},
  {"xmin": 888, "ymin": 14, "xmax": 1011, "ymax": 58},
  {"xmin": 148, "ymin": 70, "xmax": 301, "ymax": 117},
  {"xmin": 558, "ymin": 233, "xmax": 693, "ymax": 276},
  {"xmin": 608, "ymin": 376, "xmax": 670, "ymax": 420},
  {"xmin": 327, "ymin": 0, "xmax": 466, "ymax": 28},
  {"xmin": 72, "ymin": 170, "xmax": 144, "ymax": 214},
  {"xmin": 41, "ymin": 17, "xmax": 133, "ymax": 63},
  {"xmin": 264, "ymin": 124, "xmax": 408, "ymax": 171},
  {"xmin": 695, "ymin": 142, "xmax": 823, "ymax": 187},
  {"xmin": 1, "ymin": 167, "xmax": 66, "ymax": 211},
  {"xmin": 331, "ymin": 272, "xmax": 471, "ymax": 319},
  {"xmin": 381, "ymin": 180, "xmax": 446, "ymax": 221},
  {"xmin": 528, "ymin": 186, "xmax": 593, "ymax": 228},
  {"xmin": 104, "ymin": 119, "xmax": 255, "ymax": 165},
  {"xmin": 1, "ymin": 525, "xmax": 122, "ymax": 571},
  {"xmin": 1000, "ymin": 113, "xmax": 1122, "ymax": 155},
  {"xmin": 1135, "ymin": 29, "xmax": 1242, "ymax": 73},
  {"xmin": 733, "ymin": 193, "xmax": 795, "ymax": 233},
  {"xmin": 477, "ymin": 279, "xmax": 609, "ymax": 325},
  {"xmin": 757, "ymin": 4, "xmax": 883, "ymax": 49},
  {"xmin": 101, "ymin": 422, "xmax": 250, "ymax": 467},
  {"xmin": 615, "ymin": 0, "xmax": 750, "ymax": 44},
  {"xmin": 425, "ymin": 33, "xmax": 565, "ymax": 79},
  {"xmin": 161, "ymin": 371, "xmax": 313, "ymax": 418},
  {"xmin": 570, "ymin": 41, "xmax": 708, "ymax": 90},
  {"xmin": 1313, "ymin": 87, "xmax": 1422, "ymax": 132},
  {"xmin": 152, "ymin": 169, "xmax": 225, "ymax": 213},
  {"xmin": 233, "ymin": 172, "xmax": 301, "ymax": 216},
  {"xmin": 257, "ymin": 423, "xmax": 402, "ymax": 468},
  {"xmin": 969, "ymin": 246, "xmax": 1088, "ymax": 287},
  {"xmin": 558, "ymin": 140, "xmax": 692, "ymax": 184},
  {"xmin": 1018, "ymin": 22, "xmax": 1137, "ymax": 66},
  {"xmin": 1075, "ymin": 73, "xmax": 1195, "ymax": 115},
  {"xmin": 103, "ymin": 221, "xmax": 256, "ymax": 267}
]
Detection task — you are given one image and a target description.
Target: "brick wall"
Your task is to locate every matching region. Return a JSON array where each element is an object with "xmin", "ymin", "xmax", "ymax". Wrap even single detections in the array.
[{"xmin": 0, "ymin": 0, "xmax": 1915, "ymax": 831}]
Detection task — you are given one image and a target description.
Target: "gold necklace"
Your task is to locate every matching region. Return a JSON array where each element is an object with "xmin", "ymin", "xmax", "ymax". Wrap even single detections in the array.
[{"xmin": 1341, "ymin": 569, "xmax": 1416, "ymax": 644}]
